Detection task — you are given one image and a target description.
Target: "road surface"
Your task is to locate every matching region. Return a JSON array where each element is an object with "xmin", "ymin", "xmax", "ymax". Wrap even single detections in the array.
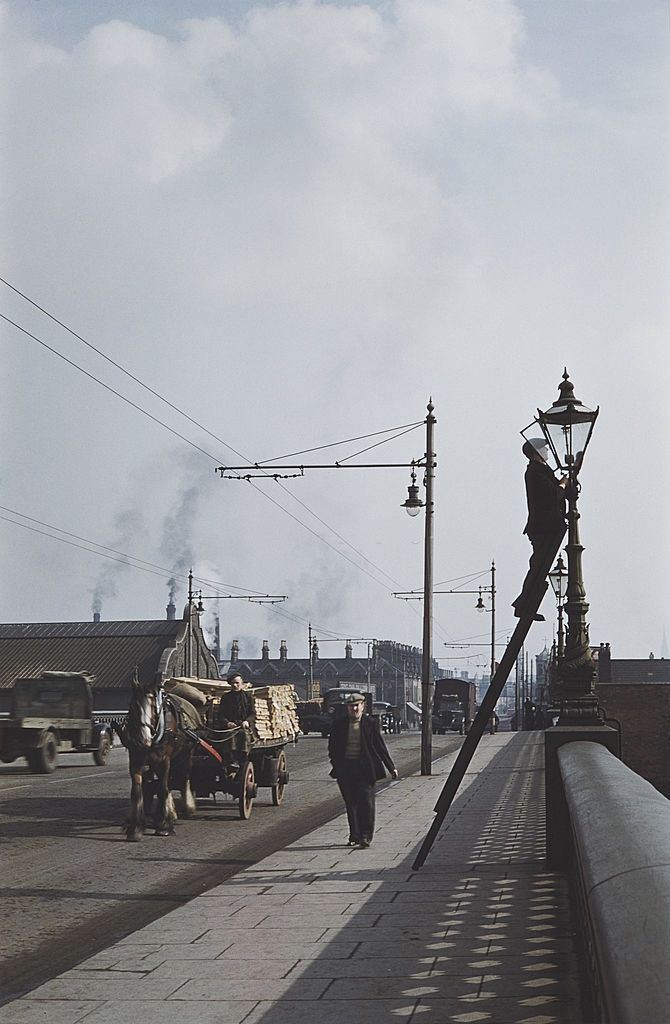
[{"xmin": 0, "ymin": 730, "xmax": 461, "ymax": 1003}]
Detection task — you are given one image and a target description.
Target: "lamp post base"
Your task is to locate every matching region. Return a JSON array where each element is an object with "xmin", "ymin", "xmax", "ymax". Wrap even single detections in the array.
[{"xmin": 557, "ymin": 696, "xmax": 601, "ymax": 726}]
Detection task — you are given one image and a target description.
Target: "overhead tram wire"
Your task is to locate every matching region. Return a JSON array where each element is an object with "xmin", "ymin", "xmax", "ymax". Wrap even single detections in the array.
[
  {"xmin": 1, "ymin": 283, "xmax": 452, "ymax": 638},
  {"xmin": 0, "ymin": 277, "xmax": 409, "ymax": 593},
  {"xmin": 0, "ymin": 314, "xmax": 221, "ymax": 464},
  {"xmin": 0, "ymin": 505, "xmax": 268, "ymax": 595},
  {"xmin": 0, "ymin": 312, "xmax": 395, "ymax": 592},
  {"xmin": 1, "ymin": 317, "xmax": 403, "ymax": 595},
  {"xmin": 0, "ymin": 510, "xmax": 273, "ymax": 598},
  {"xmin": 260, "ymin": 601, "xmax": 360, "ymax": 640},
  {"xmin": 254, "ymin": 421, "xmax": 424, "ymax": 464}
]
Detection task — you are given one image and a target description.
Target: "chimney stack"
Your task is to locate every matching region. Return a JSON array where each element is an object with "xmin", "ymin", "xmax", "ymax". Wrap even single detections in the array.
[
  {"xmin": 262, "ymin": 639, "xmax": 270, "ymax": 662},
  {"xmin": 93, "ymin": 611, "xmax": 101, "ymax": 624},
  {"xmin": 231, "ymin": 639, "xmax": 239, "ymax": 663},
  {"xmin": 166, "ymin": 599, "xmax": 176, "ymax": 621},
  {"xmin": 345, "ymin": 640, "xmax": 352, "ymax": 659},
  {"xmin": 214, "ymin": 613, "xmax": 221, "ymax": 664},
  {"xmin": 280, "ymin": 640, "xmax": 287, "ymax": 662}
]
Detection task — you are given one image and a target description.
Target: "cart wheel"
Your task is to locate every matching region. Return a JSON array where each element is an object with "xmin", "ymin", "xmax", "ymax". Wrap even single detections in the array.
[
  {"xmin": 238, "ymin": 760, "xmax": 255, "ymax": 820},
  {"xmin": 271, "ymin": 750, "xmax": 287, "ymax": 806}
]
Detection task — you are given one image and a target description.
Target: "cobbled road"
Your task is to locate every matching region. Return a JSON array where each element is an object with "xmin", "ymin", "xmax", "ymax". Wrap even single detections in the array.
[{"xmin": 0, "ymin": 731, "xmax": 461, "ymax": 1003}]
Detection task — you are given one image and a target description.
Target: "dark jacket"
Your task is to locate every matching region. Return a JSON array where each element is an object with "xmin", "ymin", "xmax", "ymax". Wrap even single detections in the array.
[
  {"xmin": 219, "ymin": 688, "xmax": 255, "ymax": 727},
  {"xmin": 524, "ymin": 459, "xmax": 566, "ymax": 538},
  {"xmin": 328, "ymin": 714, "xmax": 396, "ymax": 784}
]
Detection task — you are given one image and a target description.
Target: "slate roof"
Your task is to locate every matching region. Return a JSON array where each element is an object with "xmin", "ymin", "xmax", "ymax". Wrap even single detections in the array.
[
  {"xmin": 0, "ymin": 620, "xmax": 183, "ymax": 691},
  {"xmin": 608, "ymin": 659, "xmax": 670, "ymax": 684}
]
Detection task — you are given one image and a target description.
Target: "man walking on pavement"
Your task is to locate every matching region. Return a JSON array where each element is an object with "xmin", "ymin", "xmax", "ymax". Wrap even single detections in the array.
[
  {"xmin": 328, "ymin": 693, "xmax": 398, "ymax": 849},
  {"xmin": 513, "ymin": 437, "xmax": 568, "ymax": 621}
]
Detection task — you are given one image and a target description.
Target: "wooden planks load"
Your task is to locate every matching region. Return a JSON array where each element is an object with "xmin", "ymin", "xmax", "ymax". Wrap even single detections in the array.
[{"xmin": 252, "ymin": 684, "xmax": 300, "ymax": 742}]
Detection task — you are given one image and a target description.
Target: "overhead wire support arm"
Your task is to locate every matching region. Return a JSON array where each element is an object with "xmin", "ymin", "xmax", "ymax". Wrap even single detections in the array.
[
  {"xmin": 216, "ymin": 461, "xmax": 425, "ymax": 477},
  {"xmin": 196, "ymin": 594, "xmax": 288, "ymax": 603}
]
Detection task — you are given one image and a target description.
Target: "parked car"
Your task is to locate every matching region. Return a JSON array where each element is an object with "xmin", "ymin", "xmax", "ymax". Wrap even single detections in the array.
[{"xmin": 372, "ymin": 701, "xmax": 402, "ymax": 734}]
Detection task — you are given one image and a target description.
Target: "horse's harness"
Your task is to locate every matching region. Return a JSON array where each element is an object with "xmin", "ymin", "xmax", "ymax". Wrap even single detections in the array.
[{"xmin": 143, "ymin": 685, "xmax": 243, "ymax": 764}]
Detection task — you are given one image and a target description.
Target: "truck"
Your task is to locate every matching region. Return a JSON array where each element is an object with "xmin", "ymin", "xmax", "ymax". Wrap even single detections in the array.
[
  {"xmin": 298, "ymin": 688, "xmax": 373, "ymax": 737},
  {"xmin": 0, "ymin": 672, "xmax": 114, "ymax": 773},
  {"xmin": 432, "ymin": 679, "xmax": 477, "ymax": 735}
]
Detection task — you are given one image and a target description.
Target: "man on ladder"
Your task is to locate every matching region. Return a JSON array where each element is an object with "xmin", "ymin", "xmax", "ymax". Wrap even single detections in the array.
[{"xmin": 513, "ymin": 438, "xmax": 568, "ymax": 622}]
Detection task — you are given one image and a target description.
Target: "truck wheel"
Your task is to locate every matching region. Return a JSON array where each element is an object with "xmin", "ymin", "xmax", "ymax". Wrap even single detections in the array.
[
  {"xmin": 320, "ymin": 731, "xmax": 329, "ymax": 739},
  {"xmin": 28, "ymin": 733, "xmax": 58, "ymax": 774},
  {"xmin": 93, "ymin": 732, "xmax": 112, "ymax": 766}
]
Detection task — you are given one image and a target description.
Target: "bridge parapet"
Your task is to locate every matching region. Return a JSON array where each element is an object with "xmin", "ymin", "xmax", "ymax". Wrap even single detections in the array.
[{"xmin": 559, "ymin": 741, "xmax": 670, "ymax": 1023}]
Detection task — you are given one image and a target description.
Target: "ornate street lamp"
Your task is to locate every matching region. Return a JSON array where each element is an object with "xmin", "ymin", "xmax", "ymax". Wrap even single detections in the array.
[
  {"xmin": 524, "ymin": 370, "xmax": 599, "ymax": 722},
  {"xmin": 548, "ymin": 555, "xmax": 568, "ymax": 661}
]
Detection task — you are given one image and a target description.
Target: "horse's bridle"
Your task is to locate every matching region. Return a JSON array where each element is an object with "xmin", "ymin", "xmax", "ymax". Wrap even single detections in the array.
[{"xmin": 151, "ymin": 685, "xmax": 166, "ymax": 745}]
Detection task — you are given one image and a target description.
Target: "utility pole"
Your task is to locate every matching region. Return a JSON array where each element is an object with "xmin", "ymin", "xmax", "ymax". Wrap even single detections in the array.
[
  {"xmin": 308, "ymin": 623, "xmax": 314, "ymax": 699},
  {"xmin": 217, "ymin": 401, "xmax": 436, "ymax": 776},
  {"xmin": 490, "ymin": 561, "xmax": 496, "ymax": 701},
  {"xmin": 420, "ymin": 401, "xmax": 436, "ymax": 775}
]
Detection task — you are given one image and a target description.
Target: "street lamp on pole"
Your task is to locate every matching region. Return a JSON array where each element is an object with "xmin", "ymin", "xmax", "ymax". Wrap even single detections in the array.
[
  {"xmin": 217, "ymin": 401, "xmax": 436, "ymax": 775},
  {"xmin": 548, "ymin": 555, "xmax": 568, "ymax": 660},
  {"xmin": 524, "ymin": 369, "xmax": 600, "ymax": 723},
  {"xmin": 475, "ymin": 560, "xmax": 496, "ymax": 703},
  {"xmin": 401, "ymin": 400, "xmax": 436, "ymax": 776}
]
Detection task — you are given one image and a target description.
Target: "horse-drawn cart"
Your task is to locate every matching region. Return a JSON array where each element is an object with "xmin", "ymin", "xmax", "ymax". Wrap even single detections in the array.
[
  {"xmin": 124, "ymin": 676, "xmax": 299, "ymax": 839},
  {"xmin": 167, "ymin": 677, "xmax": 297, "ymax": 821},
  {"xmin": 190, "ymin": 732, "xmax": 291, "ymax": 819}
]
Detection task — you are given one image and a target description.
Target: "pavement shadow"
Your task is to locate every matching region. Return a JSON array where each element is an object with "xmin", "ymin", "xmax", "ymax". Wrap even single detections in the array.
[{"xmin": 221, "ymin": 733, "xmax": 584, "ymax": 1024}]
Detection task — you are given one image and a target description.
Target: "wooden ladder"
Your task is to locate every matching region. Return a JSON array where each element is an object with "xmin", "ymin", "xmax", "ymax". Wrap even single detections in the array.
[{"xmin": 412, "ymin": 525, "xmax": 566, "ymax": 871}]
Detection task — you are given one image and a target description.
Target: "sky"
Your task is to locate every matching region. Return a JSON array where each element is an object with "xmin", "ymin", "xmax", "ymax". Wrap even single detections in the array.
[{"xmin": 1, "ymin": 0, "xmax": 668, "ymax": 670}]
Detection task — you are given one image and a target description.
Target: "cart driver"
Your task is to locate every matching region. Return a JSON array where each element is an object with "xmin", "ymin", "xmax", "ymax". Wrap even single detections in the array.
[{"xmin": 218, "ymin": 673, "xmax": 256, "ymax": 754}]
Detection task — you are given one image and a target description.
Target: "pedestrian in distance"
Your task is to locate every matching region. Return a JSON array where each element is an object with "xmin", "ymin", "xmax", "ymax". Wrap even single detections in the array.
[
  {"xmin": 328, "ymin": 693, "xmax": 398, "ymax": 849},
  {"xmin": 512, "ymin": 438, "xmax": 569, "ymax": 621}
]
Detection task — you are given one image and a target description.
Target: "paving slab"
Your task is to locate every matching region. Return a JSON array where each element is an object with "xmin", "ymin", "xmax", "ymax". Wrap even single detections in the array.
[
  {"xmin": 3, "ymin": 734, "xmax": 585, "ymax": 1024},
  {"xmin": 242, "ymin": 999, "xmax": 418, "ymax": 1023},
  {"xmin": 0, "ymin": 1002, "xmax": 103, "ymax": 1024},
  {"xmin": 76, "ymin": 1000, "xmax": 257, "ymax": 1024}
]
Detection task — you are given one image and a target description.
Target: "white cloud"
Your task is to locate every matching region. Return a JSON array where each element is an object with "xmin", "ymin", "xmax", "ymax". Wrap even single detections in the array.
[{"xmin": 1, "ymin": 0, "xmax": 667, "ymax": 659}]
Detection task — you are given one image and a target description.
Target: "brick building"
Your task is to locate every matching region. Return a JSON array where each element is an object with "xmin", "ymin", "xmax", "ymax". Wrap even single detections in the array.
[
  {"xmin": 596, "ymin": 643, "xmax": 670, "ymax": 798},
  {"xmin": 221, "ymin": 638, "xmax": 446, "ymax": 711}
]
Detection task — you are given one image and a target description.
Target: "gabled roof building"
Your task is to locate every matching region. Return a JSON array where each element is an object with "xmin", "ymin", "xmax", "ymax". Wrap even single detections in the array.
[{"xmin": 0, "ymin": 603, "xmax": 219, "ymax": 711}]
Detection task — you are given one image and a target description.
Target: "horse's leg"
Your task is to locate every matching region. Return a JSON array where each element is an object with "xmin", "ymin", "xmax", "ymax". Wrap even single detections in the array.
[
  {"xmin": 180, "ymin": 750, "xmax": 197, "ymax": 819},
  {"xmin": 125, "ymin": 750, "xmax": 146, "ymax": 842},
  {"xmin": 154, "ymin": 755, "xmax": 176, "ymax": 836}
]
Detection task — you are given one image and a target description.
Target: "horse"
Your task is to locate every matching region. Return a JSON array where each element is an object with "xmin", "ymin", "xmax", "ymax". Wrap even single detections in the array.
[{"xmin": 124, "ymin": 675, "xmax": 199, "ymax": 841}]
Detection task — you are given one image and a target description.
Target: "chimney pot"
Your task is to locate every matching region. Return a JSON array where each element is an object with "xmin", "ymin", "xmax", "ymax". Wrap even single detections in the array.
[
  {"xmin": 166, "ymin": 600, "xmax": 176, "ymax": 621},
  {"xmin": 262, "ymin": 639, "xmax": 270, "ymax": 662},
  {"xmin": 280, "ymin": 640, "xmax": 287, "ymax": 662},
  {"xmin": 93, "ymin": 611, "xmax": 101, "ymax": 624}
]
